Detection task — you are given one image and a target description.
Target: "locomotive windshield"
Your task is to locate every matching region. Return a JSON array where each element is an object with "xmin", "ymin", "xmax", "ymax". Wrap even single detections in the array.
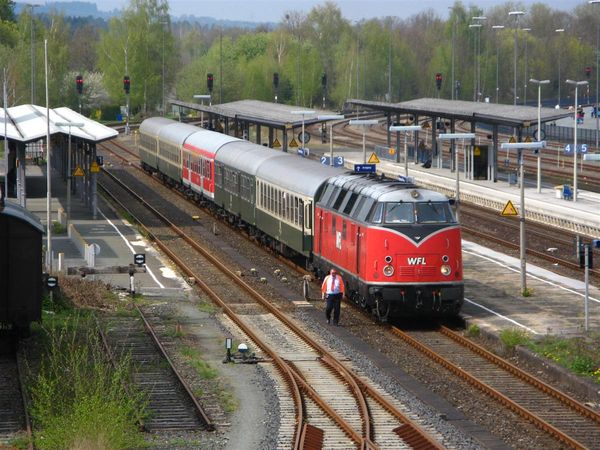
[{"xmin": 370, "ymin": 201, "xmax": 456, "ymax": 224}]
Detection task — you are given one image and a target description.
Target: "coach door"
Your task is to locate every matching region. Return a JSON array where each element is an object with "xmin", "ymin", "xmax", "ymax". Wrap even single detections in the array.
[{"xmin": 302, "ymin": 200, "xmax": 313, "ymax": 252}]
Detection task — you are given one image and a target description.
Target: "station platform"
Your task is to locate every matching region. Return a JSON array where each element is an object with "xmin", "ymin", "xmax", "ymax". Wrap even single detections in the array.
[
  {"xmin": 326, "ymin": 146, "xmax": 600, "ymax": 239},
  {"xmin": 1, "ymin": 161, "xmax": 186, "ymax": 295}
]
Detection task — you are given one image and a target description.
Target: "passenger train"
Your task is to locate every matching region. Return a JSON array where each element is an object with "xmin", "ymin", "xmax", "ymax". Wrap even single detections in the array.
[{"xmin": 138, "ymin": 117, "xmax": 463, "ymax": 320}]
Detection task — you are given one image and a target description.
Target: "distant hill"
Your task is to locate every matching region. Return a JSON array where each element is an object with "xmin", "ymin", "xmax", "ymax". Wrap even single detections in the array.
[{"xmin": 14, "ymin": 1, "xmax": 275, "ymax": 28}]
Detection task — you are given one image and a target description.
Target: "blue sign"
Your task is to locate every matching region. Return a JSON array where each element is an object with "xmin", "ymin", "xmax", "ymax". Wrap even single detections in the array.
[
  {"xmin": 297, "ymin": 147, "xmax": 310, "ymax": 157},
  {"xmin": 320, "ymin": 156, "xmax": 345, "ymax": 167},
  {"xmin": 354, "ymin": 164, "xmax": 376, "ymax": 173},
  {"xmin": 564, "ymin": 144, "xmax": 588, "ymax": 155}
]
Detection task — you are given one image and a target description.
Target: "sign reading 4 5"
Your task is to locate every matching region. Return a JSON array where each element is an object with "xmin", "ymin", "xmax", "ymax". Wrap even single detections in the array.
[
  {"xmin": 564, "ymin": 144, "xmax": 588, "ymax": 154},
  {"xmin": 320, "ymin": 155, "xmax": 345, "ymax": 167}
]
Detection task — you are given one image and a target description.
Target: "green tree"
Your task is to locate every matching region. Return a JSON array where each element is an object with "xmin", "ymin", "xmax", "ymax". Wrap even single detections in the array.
[{"xmin": 97, "ymin": 0, "xmax": 175, "ymax": 115}]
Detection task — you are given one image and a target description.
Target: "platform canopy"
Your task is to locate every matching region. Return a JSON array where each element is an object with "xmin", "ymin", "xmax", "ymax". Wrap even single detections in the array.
[
  {"xmin": 0, "ymin": 105, "xmax": 118, "ymax": 143},
  {"xmin": 171, "ymin": 99, "xmax": 339, "ymax": 129},
  {"xmin": 346, "ymin": 98, "xmax": 572, "ymax": 128}
]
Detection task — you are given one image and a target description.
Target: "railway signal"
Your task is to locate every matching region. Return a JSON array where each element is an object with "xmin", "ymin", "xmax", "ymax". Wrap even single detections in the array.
[
  {"xmin": 273, "ymin": 72, "xmax": 279, "ymax": 89},
  {"xmin": 435, "ymin": 73, "xmax": 443, "ymax": 91},
  {"xmin": 75, "ymin": 74, "xmax": 83, "ymax": 94},
  {"xmin": 585, "ymin": 66, "xmax": 592, "ymax": 79},
  {"xmin": 207, "ymin": 73, "xmax": 214, "ymax": 93},
  {"xmin": 123, "ymin": 76, "xmax": 130, "ymax": 94}
]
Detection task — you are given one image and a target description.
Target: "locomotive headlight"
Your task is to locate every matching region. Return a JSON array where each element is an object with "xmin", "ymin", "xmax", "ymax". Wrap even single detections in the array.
[
  {"xmin": 440, "ymin": 265, "xmax": 452, "ymax": 276},
  {"xmin": 383, "ymin": 265, "xmax": 394, "ymax": 277}
]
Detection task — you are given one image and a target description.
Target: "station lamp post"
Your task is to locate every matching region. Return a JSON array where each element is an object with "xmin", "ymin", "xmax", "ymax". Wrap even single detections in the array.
[
  {"xmin": 492, "ymin": 25, "xmax": 505, "ymax": 103},
  {"xmin": 590, "ymin": 0, "xmax": 600, "ymax": 148},
  {"xmin": 566, "ymin": 79, "xmax": 588, "ymax": 202},
  {"xmin": 468, "ymin": 23, "xmax": 483, "ymax": 101},
  {"xmin": 555, "ymin": 29, "xmax": 565, "ymax": 108},
  {"xmin": 522, "ymin": 28, "xmax": 531, "ymax": 105},
  {"xmin": 501, "ymin": 140, "xmax": 546, "ymax": 295},
  {"xmin": 26, "ymin": 3, "xmax": 40, "ymax": 104},
  {"xmin": 317, "ymin": 114, "xmax": 345, "ymax": 166},
  {"xmin": 389, "ymin": 125, "xmax": 422, "ymax": 177},
  {"xmin": 193, "ymin": 94, "xmax": 211, "ymax": 129},
  {"xmin": 529, "ymin": 78, "xmax": 550, "ymax": 193},
  {"xmin": 472, "ymin": 16, "xmax": 486, "ymax": 101},
  {"xmin": 509, "ymin": 11, "xmax": 525, "ymax": 106},
  {"xmin": 55, "ymin": 121, "xmax": 84, "ymax": 226},
  {"xmin": 291, "ymin": 110, "xmax": 316, "ymax": 154},
  {"xmin": 349, "ymin": 119, "xmax": 379, "ymax": 163},
  {"xmin": 438, "ymin": 133, "xmax": 476, "ymax": 221}
]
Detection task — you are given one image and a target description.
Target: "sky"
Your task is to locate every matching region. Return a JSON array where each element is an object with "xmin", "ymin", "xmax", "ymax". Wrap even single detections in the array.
[{"xmin": 92, "ymin": 0, "xmax": 581, "ymax": 23}]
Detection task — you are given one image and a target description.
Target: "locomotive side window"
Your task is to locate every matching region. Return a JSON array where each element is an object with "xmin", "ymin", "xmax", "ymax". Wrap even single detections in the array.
[
  {"xmin": 369, "ymin": 203, "xmax": 384, "ymax": 224},
  {"xmin": 384, "ymin": 202, "xmax": 414, "ymax": 224},
  {"xmin": 351, "ymin": 196, "xmax": 366, "ymax": 218},
  {"xmin": 343, "ymin": 193, "xmax": 359, "ymax": 215},
  {"xmin": 327, "ymin": 187, "xmax": 340, "ymax": 207},
  {"xmin": 342, "ymin": 221, "xmax": 347, "ymax": 239},
  {"xmin": 319, "ymin": 184, "xmax": 335, "ymax": 205},
  {"xmin": 332, "ymin": 215, "xmax": 336, "ymax": 234},
  {"xmin": 357, "ymin": 198, "xmax": 375, "ymax": 222},
  {"xmin": 332, "ymin": 188, "xmax": 348, "ymax": 211},
  {"xmin": 415, "ymin": 202, "xmax": 455, "ymax": 223}
]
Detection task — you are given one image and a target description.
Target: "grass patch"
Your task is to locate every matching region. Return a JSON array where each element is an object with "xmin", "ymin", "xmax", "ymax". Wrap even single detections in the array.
[
  {"xmin": 499, "ymin": 328, "xmax": 530, "ymax": 349},
  {"xmin": 466, "ymin": 324, "xmax": 480, "ymax": 338},
  {"xmin": 522, "ymin": 288, "xmax": 533, "ymax": 297},
  {"xmin": 197, "ymin": 301, "xmax": 218, "ymax": 314},
  {"xmin": 27, "ymin": 314, "xmax": 148, "ymax": 450},
  {"xmin": 218, "ymin": 389, "xmax": 238, "ymax": 413},
  {"xmin": 528, "ymin": 335, "xmax": 600, "ymax": 381},
  {"xmin": 180, "ymin": 346, "xmax": 218, "ymax": 379}
]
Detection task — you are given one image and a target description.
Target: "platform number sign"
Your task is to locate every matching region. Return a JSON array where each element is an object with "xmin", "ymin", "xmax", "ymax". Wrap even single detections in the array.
[
  {"xmin": 320, "ymin": 156, "xmax": 344, "ymax": 167},
  {"xmin": 564, "ymin": 144, "xmax": 588, "ymax": 154},
  {"xmin": 134, "ymin": 253, "xmax": 146, "ymax": 266},
  {"xmin": 46, "ymin": 276, "xmax": 58, "ymax": 289}
]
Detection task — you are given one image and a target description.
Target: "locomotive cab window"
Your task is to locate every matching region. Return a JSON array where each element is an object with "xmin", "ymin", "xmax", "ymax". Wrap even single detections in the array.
[
  {"xmin": 384, "ymin": 202, "xmax": 414, "ymax": 224},
  {"xmin": 369, "ymin": 202, "xmax": 384, "ymax": 224},
  {"xmin": 416, "ymin": 201, "xmax": 456, "ymax": 224}
]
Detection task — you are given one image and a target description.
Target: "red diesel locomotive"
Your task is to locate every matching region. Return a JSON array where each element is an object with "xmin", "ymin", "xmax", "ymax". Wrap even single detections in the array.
[{"xmin": 313, "ymin": 174, "xmax": 463, "ymax": 321}]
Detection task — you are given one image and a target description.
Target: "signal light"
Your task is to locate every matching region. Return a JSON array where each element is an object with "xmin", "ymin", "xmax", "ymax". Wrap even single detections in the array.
[
  {"xmin": 207, "ymin": 73, "xmax": 214, "ymax": 92},
  {"xmin": 585, "ymin": 67, "xmax": 592, "ymax": 78},
  {"xmin": 321, "ymin": 73, "xmax": 327, "ymax": 88},
  {"xmin": 123, "ymin": 76, "xmax": 130, "ymax": 94},
  {"xmin": 273, "ymin": 72, "xmax": 279, "ymax": 89},
  {"xmin": 435, "ymin": 73, "xmax": 443, "ymax": 90},
  {"xmin": 76, "ymin": 75, "xmax": 83, "ymax": 95}
]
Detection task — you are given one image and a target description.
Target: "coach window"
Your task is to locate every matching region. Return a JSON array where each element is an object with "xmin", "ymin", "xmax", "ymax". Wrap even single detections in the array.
[{"xmin": 294, "ymin": 197, "xmax": 299, "ymax": 225}]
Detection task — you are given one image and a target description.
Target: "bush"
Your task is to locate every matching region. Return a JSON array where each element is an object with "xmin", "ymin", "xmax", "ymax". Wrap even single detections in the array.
[
  {"xmin": 466, "ymin": 324, "xmax": 480, "ymax": 337},
  {"xmin": 28, "ymin": 315, "xmax": 147, "ymax": 449}
]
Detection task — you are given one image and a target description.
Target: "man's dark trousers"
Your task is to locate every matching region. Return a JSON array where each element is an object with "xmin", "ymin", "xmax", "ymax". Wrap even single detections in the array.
[{"xmin": 325, "ymin": 293, "xmax": 342, "ymax": 324}]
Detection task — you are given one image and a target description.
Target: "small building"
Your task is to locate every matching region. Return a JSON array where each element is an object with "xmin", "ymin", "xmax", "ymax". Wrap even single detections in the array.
[{"xmin": 0, "ymin": 199, "xmax": 44, "ymax": 333}]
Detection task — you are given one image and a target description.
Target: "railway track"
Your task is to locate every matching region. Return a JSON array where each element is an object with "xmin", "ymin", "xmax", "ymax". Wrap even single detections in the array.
[
  {"xmin": 0, "ymin": 351, "xmax": 32, "ymax": 449},
  {"xmin": 392, "ymin": 326, "xmax": 600, "ymax": 449},
  {"xmin": 97, "ymin": 305, "xmax": 214, "ymax": 432},
  {"xmin": 97, "ymin": 162, "xmax": 446, "ymax": 448}
]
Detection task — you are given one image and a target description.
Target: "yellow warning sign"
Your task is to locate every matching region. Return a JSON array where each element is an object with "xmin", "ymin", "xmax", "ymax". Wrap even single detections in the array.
[
  {"xmin": 509, "ymin": 136, "xmax": 517, "ymax": 144},
  {"xmin": 422, "ymin": 121, "xmax": 431, "ymax": 129},
  {"xmin": 473, "ymin": 146, "xmax": 481, "ymax": 156},
  {"xmin": 388, "ymin": 147, "xmax": 396, "ymax": 155},
  {"xmin": 524, "ymin": 135, "xmax": 532, "ymax": 143},
  {"xmin": 501, "ymin": 200, "xmax": 518, "ymax": 216},
  {"xmin": 90, "ymin": 161, "xmax": 100, "ymax": 173},
  {"xmin": 289, "ymin": 138, "xmax": 299, "ymax": 148},
  {"xmin": 272, "ymin": 138, "xmax": 281, "ymax": 148},
  {"xmin": 73, "ymin": 165, "xmax": 85, "ymax": 177},
  {"xmin": 368, "ymin": 152, "xmax": 380, "ymax": 164}
]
